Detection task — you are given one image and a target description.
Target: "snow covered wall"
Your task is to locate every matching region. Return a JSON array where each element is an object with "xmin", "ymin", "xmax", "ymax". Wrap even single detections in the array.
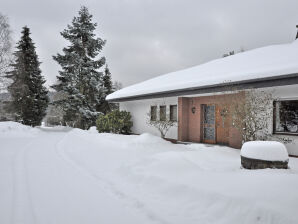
[{"xmin": 120, "ymin": 97, "xmax": 178, "ymax": 139}]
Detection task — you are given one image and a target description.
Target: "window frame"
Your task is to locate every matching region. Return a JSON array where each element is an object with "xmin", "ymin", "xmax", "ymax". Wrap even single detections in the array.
[
  {"xmin": 159, "ymin": 105, "xmax": 167, "ymax": 121},
  {"xmin": 273, "ymin": 100, "xmax": 298, "ymax": 136},
  {"xmin": 170, "ymin": 104, "xmax": 178, "ymax": 122},
  {"xmin": 150, "ymin": 106, "xmax": 157, "ymax": 121}
]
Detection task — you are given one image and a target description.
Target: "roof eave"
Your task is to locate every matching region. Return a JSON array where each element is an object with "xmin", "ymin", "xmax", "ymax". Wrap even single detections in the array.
[{"xmin": 107, "ymin": 73, "xmax": 298, "ymax": 102}]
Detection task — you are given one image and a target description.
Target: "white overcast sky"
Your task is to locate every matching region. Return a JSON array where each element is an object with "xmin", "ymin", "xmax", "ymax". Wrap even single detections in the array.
[{"xmin": 1, "ymin": 0, "xmax": 298, "ymax": 88}]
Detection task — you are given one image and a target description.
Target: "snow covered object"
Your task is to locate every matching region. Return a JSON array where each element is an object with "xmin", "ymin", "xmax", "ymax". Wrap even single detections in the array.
[
  {"xmin": 7, "ymin": 26, "xmax": 49, "ymax": 126},
  {"xmin": 240, "ymin": 141, "xmax": 289, "ymax": 169},
  {"xmin": 51, "ymin": 6, "xmax": 106, "ymax": 129}
]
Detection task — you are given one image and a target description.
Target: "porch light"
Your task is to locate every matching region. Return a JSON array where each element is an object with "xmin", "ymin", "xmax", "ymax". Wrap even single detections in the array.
[{"xmin": 191, "ymin": 106, "xmax": 196, "ymax": 114}]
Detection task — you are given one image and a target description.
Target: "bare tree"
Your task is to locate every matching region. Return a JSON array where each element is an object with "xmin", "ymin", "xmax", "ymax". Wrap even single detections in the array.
[
  {"xmin": 0, "ymin": 13, "xmax": 12, "ymax": 92},
  {"xmin": 146, "ymin": 102, "xmax": 176, "ymax": 138}
]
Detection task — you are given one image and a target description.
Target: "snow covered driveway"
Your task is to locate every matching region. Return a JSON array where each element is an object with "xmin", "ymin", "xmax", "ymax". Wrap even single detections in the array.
[{"xmin": 1, "ymin": 122, "xmax": 298, "ymax": 224}]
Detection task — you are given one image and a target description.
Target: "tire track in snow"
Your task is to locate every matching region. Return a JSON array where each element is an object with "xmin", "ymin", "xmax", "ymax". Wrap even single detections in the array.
[
  {"xmin": 55, "ymin": 132, "xmax": 169, "ymax": 224},
  {"xmin": 10, "ymin": 129, "xmax": 71, "ymax": 224},
  {"xmin": 11, "ymin": 140, "xmax": 37, "ymax": 224}
]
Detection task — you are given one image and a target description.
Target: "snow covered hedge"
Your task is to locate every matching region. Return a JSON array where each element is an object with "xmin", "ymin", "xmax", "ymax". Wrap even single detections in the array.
[
  {"xmin": 96, "ymin": 110, "xmax": 133, "ymax": 134},
  {"xmin": 240, "ymin": 141, "xmax": 289, "ymax": 169}
]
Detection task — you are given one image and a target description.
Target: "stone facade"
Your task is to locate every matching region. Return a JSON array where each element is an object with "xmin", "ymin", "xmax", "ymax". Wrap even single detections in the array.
[{"xmin": 241, "ymin": 156, "xmax": 288, "ymax": 169}]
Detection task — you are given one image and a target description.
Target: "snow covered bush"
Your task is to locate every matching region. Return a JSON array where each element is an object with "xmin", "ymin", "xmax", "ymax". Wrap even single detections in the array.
[
  {"xmin": 96, "ymin": 110, "xmax": 132, "ymax": 134},
  {"xmin": 147, "ymin": 118, "xmax": 176, "ymax": 138},
  {"xmin": 230, "ymin": 89, "xmax": 273, "ymax": 142},
  {"xmin": 219, "ymin": 88, "xmax": 292, "ymax": 144}
]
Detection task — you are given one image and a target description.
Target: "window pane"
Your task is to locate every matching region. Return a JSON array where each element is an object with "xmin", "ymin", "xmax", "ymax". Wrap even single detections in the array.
[
  {"xmin": 204, "ymin": 105, "xmax": 215, "ymax": 125},
  {"xmin": 170, "ymin": 105, "xmax": 177, "ymax": 121},
  {"xmin": 204, "ymin": 127, "xmax": 215, "ymax": 140},
  {"xmin": 160, "ymin": 106, "xmax": 166, "ymax": 121},
  {"xmin": 275, "ymin": 100, "xmax": 298, "ymax": 133},
  {"xmin": 151, "ymin": 106, "xmax": 157, "ymax": 121}
]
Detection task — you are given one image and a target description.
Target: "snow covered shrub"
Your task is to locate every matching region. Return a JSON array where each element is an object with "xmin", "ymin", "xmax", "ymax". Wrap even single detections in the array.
[
  {"xmin": 232, "ymin": 89, "xmax": 273, "ymax": 142},
  {"xmin": 147, "ymin": 118, "xmax": 176, "ymax": 138},
  {"xmin": 96, "ymin": 110, "xmax": 133, "ymax": 134},
  {"xmin": 220, "ymin": 88, "xmax": 292, "ymax": 144}
]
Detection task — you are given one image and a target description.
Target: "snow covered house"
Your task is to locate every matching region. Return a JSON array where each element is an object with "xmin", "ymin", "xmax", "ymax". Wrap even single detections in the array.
[{"xmin": 107, "ymin": 40, "xmax": 298, "ymax": 156}]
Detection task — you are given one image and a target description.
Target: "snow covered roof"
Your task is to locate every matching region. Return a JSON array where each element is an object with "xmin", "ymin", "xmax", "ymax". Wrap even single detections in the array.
[{"xmin": 107, "ymin": 40, "xmax": 298, "ymax": 101}]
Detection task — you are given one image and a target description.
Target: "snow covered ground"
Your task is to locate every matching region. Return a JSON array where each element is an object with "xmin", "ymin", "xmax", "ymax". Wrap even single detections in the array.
[{"xmin": 1, "ymin": 122, "xmax": 298, "ymax": 224}]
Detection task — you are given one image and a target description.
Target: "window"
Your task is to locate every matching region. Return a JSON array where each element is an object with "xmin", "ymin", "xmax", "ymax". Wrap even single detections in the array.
[
  {"xmin": 170, "ymin": 105, "xmax": 177, "ymax": 121},
  {"xmin": 159, "ymin": 105, "xmax": 166, "ymax": 121},
  {"xmin": 150, "ymin": 106, "xmax": 157, "ymax": 121},
  {"xmin": 274, "ymin": 100, "xmax": 298, "ymax": 134}
]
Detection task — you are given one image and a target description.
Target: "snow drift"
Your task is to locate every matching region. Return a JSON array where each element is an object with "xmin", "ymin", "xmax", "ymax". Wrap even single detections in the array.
[
  {"xmin": 0, "ymin": 121, "xmax": 39, "ymax": 137},
  {"xmin": 1, "ymin": 123, "xmax": 298, "ymax": 224}
]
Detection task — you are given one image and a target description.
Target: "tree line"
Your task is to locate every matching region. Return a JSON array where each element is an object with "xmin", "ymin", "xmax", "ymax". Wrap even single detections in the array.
[{"xmin": 0, "ymin": 6, "xmax": 117, "ymax": 129}]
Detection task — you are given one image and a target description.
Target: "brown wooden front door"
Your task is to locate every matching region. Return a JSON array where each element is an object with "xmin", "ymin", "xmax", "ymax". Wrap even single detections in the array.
[
  {"xmin": 202, "ymin": 104, "xmax": 216, "ymax": 144},
  {"xmin": 215, "ymin": 105, "xmax": 230, "ymax": 145}
]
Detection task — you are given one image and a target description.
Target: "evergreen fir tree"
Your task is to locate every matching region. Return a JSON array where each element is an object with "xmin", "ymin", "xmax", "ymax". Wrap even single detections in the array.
[
  {"xmin": 51, "ymin": 6, "xmax": 106, "ymax": 129},
  {"xmin": 7, "ymin": 26, "xmax": 49, "ymax": 126},
  {"xmin": 100, "ymin": 64, "xmax": 114, "ymax": 114},
  {"xmin": 103, "ymin": 64, "xmax": 113, "ymax": 95}
]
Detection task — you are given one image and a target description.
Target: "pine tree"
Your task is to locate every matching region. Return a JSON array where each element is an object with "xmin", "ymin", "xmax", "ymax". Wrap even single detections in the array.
[
  {"xmin": 7, "ymin": 26, "xmax": 49, "ymax": 126},
  {"xmin": 51, "ymin": 6, "xmax": 106, "ymax": 129},
  {"xmin": 103, "ymin": 65, "xmax": 113, "ymax": 96},
  {"xmin": 100, "ymin": 64, "xmax": 114, "ymax": 114}
]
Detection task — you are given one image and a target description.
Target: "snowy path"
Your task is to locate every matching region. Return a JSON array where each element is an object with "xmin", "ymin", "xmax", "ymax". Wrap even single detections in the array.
[
  {"xmin": 1, "ymin": 128, "xmax": 156, "ymax": 224},
  {"xmin": 12, "ymin": 140, "xmax": 38, "ymax": 224},
  {"xmin": 1, "ymin": 123, "xmax": 298, "ymax": 224}
]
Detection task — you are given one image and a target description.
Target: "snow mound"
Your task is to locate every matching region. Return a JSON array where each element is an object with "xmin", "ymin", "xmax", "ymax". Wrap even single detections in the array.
[
  {"xmin": 38, "ymin": 126, "xmax": 72, "ymax": 132},
  {"xmin": 241, "ymin": 141, "xmax": 289, "ymax": 161},
  {"xmin": 0, "ymin": 121, "xmax": 39, "ymax": 137},
  {"xmin": 131, "ymin": 133, "xmax": 170, "ymax": 145},
  {"xmin": 88, "ymin": 126, "xmax": 98, "ymax": 133}
]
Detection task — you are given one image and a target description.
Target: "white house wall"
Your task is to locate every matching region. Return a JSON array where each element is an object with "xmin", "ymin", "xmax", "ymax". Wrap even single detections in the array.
[
  {"xmin": 119, "ymin": 84, "xmax": 298, "ymax": 156},
  {"xmin": 119, "ymin": 97, "xmax": 178, "ymax": 139}
]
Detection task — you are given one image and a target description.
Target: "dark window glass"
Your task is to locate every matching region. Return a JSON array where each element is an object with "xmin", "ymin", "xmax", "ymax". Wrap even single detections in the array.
[
  {"xmin": 170, "ymin": 105, "xmax": 177, "ymax": 121},
  {"xmin": 274, "ymin": 100, "xmax": 298, "ymax": 134},
  {"xmin": 151, "ymin": 106, "xmax": 157, "ymax": 121},
  {"xmin": 204, "ymin": 105, "xmax": 215, "ymax": 125},
  {"xmin": 160, "ymin": 106, "xmax": 166, "ymax": 121},
  {"xmin": 204, "ymin": 127, "xmax": 215, "ymax": 140}
]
